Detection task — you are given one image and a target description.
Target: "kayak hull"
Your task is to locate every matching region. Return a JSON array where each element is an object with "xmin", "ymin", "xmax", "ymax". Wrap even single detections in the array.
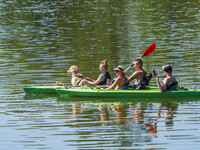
[
  {"xmin": 23, "ymin": 86, "xmax": 60, "ymax": 94},
  {"xmin": 56, "ymin": 87, "xmax": 200, "ymax": 98},
  {"xmin": 23, "ymin": 85, "xmax": 200, "ymax": 99}
]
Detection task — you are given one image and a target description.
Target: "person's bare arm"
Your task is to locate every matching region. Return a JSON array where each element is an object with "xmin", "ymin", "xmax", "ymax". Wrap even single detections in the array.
[
  {"xmin": 156, "ymin": 76, "xmax": 167, "ymax": 92},
  {"xmin": 84, "ymin": 77, "xmax": 95, "ymax": 82},
  {"xmin": 85, "ymin": 74, "xmax": 103, "ymax": 85},
  {"xmin": 107, "ymin": 77, "xmax": 120, "ymax": 90},
  {"xmin": 128, "ymin": 72, "xmax": 138, "ymax": 82}
]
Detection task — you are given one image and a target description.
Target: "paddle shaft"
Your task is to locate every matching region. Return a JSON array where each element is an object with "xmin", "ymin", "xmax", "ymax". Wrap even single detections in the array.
[
  {"xmin": 125, "ymin": 43, "xmax": 156, "ymax": 72},
  {"xmin": 124, "ymin": 55, "xmax": 146, "ymax": 72},
  {"xmin": 124, "ymin": 64, "xmax": 133, "ymax": 72}
]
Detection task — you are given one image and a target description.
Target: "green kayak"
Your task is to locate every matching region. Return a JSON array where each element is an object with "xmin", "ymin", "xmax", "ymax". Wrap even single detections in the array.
[
  {"xmin": 23, "ymin": 85, "xmax": 107, "ymax": 94},
  {"xmin": 23, "ymin": 85, "xmax": 60, "ymax": 94},
  {"xmin": 56, "ymin": 86, "xmax": 200, "ymax": 98},
  {"xmin": 23, "ymin": 85, "xmax": 200, "ymax": 98}
]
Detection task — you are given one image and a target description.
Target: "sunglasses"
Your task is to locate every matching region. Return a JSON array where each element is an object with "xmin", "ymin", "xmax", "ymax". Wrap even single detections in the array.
[{"xmin": 115, "ymin": 71, "xmax": 119, "ymax": 73}]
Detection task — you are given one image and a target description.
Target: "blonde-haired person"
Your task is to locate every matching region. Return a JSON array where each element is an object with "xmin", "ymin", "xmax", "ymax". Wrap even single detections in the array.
[
  {"xmin": 155, "ymin": 65, "xmax": 178, "ymax": 93},
  {"xmin": 107, "ymin": 66, "xmax": 129, "ymax": 90},
  {"xmin": 80, "ymin": 59, "xmax": 111, "ymax": 86}
]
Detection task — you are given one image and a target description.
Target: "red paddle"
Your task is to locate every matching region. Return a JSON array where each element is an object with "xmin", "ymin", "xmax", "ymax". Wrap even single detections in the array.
[
  {"xmin": 140, "ymin": 43, "xmax": 156, "ymax": 59},
  {"xmin": 125, "ymin": 43, "xmax": 156, "ymax": 72}
]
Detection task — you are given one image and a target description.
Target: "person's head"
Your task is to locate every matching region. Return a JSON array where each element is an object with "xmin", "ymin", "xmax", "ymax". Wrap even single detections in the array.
[
  {"xmin": 132, "ymin": 59, "xmax": 143, "ymax": 70},
  {"xmin": 162, "ymin": 65, "xmax": 172, "ymax": 74},
  {"xmin": 113, "ymin": 65, "xmax": 125, "ymax": 76},
  {"xmin": 99, "ymin": 59, "xmax": 108, "ymax": 72}
]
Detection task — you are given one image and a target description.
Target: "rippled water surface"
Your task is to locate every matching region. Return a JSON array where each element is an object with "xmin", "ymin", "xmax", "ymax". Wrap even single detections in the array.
[{"xmin": 0, "ymin": 0, "xmax": 200, "ymax": 149}]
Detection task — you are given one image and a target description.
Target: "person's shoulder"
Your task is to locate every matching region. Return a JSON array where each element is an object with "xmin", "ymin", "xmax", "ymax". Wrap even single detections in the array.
[
  {"xmin": 98, "ymin": 73, "xmax": 104, "ymax": 79},
  {"xmin": 133, "ymin": 70, "xmax": 140, "ymax": 74},
  {"xmin": 164, "ymin": 76, "xmax": 176, "ymax": 84},
  {"xmin": 171, "ymin": 75, "xmax": 177, "ymax": 82},
  {"xmin": 167, "ymin": 75, "xmax": 176, "ymax": 80},
  {"xmin": 100, "ymin": 73, "xmax": 104, "ymax": 76},
  {"xmin": 136, "ymin": 70, "xmax": 146, "ymax": 75},
  {"xmin": 141, "ymin": 69, "xmax": 147, "ymax": 74}
]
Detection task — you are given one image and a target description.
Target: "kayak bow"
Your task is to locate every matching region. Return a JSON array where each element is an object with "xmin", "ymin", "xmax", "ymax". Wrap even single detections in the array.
[{"xmin": 23, "ymin": 85, "xmax": 60, "ymax": 94}]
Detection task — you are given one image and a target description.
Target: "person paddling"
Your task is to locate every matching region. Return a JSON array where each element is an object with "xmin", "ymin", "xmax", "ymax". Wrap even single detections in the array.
[
  {"xmin": 155, "ymin": 65, "xmax": 178, "ymax": 92},
  {"xmin": 128, "ymin": 59, "xmax": 147, "ymax": 85},
  {"xmin": 107, "ymin": 66, "xmax": 129, "ymax": 90},
  {"xmin": 80, "ymin": 59, "xmax": 111, "ymax": 86}
]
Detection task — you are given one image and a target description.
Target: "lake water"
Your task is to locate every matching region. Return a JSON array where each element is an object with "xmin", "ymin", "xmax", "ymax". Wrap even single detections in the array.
[{"xmin": 0, "ymin": 0, "xmax": 200, "ymax": 149}]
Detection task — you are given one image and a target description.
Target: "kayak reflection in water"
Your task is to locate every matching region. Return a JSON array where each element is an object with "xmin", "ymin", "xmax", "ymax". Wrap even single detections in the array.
[
  {"xmin": 155, "ymin": 65, "xmax": 178, "ymax": 93},
  {"xmin": 106, "ymin": 66, "xmax": 129, "ymax": 90}
]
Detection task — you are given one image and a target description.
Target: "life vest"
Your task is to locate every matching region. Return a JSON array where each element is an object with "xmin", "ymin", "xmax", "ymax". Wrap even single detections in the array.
[
  {"xmin": 116, "ymin": 77, "xmax": 129, "ymax": 89},
  {"xmin": 75, "ymin": 75, "xmax": 84, "ymax": 86},
  {"xmin": 167, "ymin": 81, "xmax": 178, "ymax": 90},
  {"xmin": 135, "ymin": 73, "xmax": 152, "ymax": 90},
  {"xmin": 98, "ymin": 72, "xmax": 111, "ymax": 85}
]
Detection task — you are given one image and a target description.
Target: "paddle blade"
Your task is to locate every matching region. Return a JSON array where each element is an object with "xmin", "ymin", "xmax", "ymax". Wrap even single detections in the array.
[
  {"xmin": 153, "ymin": 69, "xmax": 157, "ymax": 77},
  {"xmin": 141, "ymin": 43, "xmax": 156, "ymax": 58}
]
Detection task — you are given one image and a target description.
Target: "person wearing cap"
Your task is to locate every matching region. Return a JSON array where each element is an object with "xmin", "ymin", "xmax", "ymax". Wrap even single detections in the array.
[
  {"xmin": 128, "ymin": 59, "xmax": 147, "ymax": 85},
  {"xmin": 107, "ymin": 66, "xmax": 129, "ymax": 90},
  {"xmin": 155, "ymin": 65, "xmax": 178, "ymax": 92}
]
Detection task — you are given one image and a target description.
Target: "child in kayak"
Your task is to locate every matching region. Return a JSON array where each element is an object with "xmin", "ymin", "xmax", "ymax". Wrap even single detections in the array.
[
  {"xmin": 107, "ymin": 66, "xmax": 129, "ymax": 90},
  {"xmin": 80, "ymin": 59, "xmax": 111, "ymax": 86},
  {"xmin": 128, "ymin": 59, "xmax": 147, "ymax": 86},
  {"xmin": 155, "ymin": 65, "xmax": 178, "ymax": 92}
]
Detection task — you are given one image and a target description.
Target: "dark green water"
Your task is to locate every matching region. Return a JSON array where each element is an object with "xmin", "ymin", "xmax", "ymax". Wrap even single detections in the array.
[{"xmin": 1, "ymin": 0, "xmax": 200, "ymax": 149}]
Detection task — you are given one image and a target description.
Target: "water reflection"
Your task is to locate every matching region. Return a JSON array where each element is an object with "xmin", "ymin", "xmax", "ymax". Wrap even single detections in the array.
[
  {"xmin": 57, "ymin": 101, "xmax": 182, "ymax": 148},
  {"xmin": 72, "ymin": 102, "xmax": 83, "ymax": 119},
  {"xmin": 158, "ymin": 102, "xmax": 178, "ymax": 126},
  {"xmin": 113, "ymin": 104, "xmax": 128, "ymax": 125},
  {"xmin": 2, "ymin": 95, "xmax": 200, "ymax": 149},
  {"xmin": 99, "ymin": 104, "xmax": 109, "ymax": 126},
  {"xmin": 67, "ymin": 101, "xmax": 179, "ymax": 136}
]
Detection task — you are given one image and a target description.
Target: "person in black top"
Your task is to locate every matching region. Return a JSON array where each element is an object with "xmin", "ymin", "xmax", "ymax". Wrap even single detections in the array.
[{"xmin": 80, "ymin": 59, "xmax": 111, "ymax": 86}]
